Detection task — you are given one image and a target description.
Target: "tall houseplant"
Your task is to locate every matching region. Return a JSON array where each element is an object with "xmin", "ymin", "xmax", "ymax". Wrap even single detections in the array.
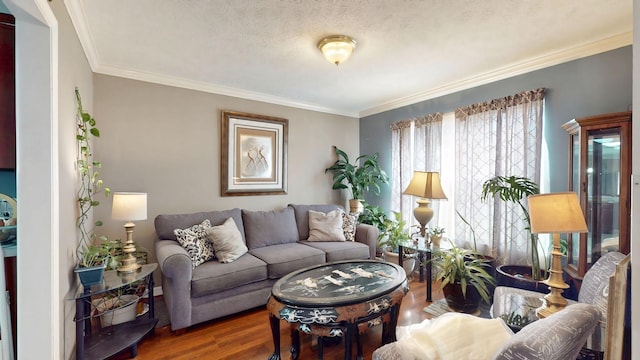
[
  {"xmin": 324, "ymin": 146, "xmax": 389, "ymax": 213},
  {"xmin": 74, "ymin": 88, "xmax": 111, "ymax": 285},
  {"xmin": 481, "ymin": 175, "xmax": 541, "ymax": 280},
  {"xmin": 378, "ymin": 211, "xmax": 416, "ymax": 275}
]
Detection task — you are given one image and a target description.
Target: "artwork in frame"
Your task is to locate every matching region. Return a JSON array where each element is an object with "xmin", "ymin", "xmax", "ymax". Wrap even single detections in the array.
[{"xmin": 220, "ymin": 110, "xmax": 288, "ymax": 196}]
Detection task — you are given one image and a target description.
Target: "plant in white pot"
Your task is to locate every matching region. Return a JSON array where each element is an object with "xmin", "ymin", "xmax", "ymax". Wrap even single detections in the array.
[
  {"xmin": 73, "ymin": 88, "xmax": 111, "ymax": 287},
  {"xmin": 93, "ymin": 290, "xmax": 140, "ymax": 327},
  {"xmin": 378, "ymin": 211, "xmax": 417, "ymax": 276},
  {"xmin": 427, "ymin": 226, "xmax": 446, "ymax": 247},
  {"xmin": 324, "ymin": 146, "xmax": 389, "ymax": 213}
]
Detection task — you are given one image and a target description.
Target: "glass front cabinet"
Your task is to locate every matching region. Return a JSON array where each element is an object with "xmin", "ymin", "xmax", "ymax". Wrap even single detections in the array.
[{"xmin": 561, "ymin": 111, "xmax": 631, "ymax": 285}]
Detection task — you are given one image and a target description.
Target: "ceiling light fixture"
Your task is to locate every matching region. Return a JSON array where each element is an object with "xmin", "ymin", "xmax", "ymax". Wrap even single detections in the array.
[{"xmin": 317, "ymin": 35, "xmax": 357, "ymax": 66}]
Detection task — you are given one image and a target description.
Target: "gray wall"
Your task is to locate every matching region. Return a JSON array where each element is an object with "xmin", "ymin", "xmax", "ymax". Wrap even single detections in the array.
[
  {"xmin": 92, "ymin": 74, "xmax": 359, "ymax": 283},
  {"xmin": 360, "ymin": 46, "xmax": 632, "ymax": 211}
]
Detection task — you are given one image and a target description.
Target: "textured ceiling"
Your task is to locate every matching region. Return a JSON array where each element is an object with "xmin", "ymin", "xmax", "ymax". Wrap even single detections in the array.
[{"xmin": 67, "ymin": 0, "xmax": 632, "ymax": 117}]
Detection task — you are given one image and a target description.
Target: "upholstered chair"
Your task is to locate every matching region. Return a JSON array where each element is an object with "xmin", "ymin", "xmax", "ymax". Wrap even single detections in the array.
[
  {"xmin": 372, "ymin": 303, "xmax": 600, "ymax": 360},
  {"xmin": 492, "ymin": 251, "xmax": 626, "ymax": 355}
]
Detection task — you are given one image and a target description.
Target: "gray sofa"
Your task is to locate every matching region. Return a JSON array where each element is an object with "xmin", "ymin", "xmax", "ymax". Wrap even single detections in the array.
[{"xmin": 154, "ymin": 204, "xmax": 379, "ymax": 331}]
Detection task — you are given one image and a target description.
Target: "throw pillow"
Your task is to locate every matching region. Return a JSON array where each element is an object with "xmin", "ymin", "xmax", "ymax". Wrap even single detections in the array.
[
  {"xmin": 342, "ymin": 212, "xmax": 358, "ymax": 241},
  {"xmin": 204, "ymin": 217, "xmax": 248, "ymax": 263},
  {"xmin": 307, "ymin": 209, "xmax": 346, "ymax": 242},
  {"xmin": 174, "ymin": 219, "xmax": 215, "ymax": 268}
]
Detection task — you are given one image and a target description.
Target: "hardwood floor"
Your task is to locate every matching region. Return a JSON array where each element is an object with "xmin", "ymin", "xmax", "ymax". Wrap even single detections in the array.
[{"xmin": 115, "ymin": 278, "xmax": 443, "ymax": 360}]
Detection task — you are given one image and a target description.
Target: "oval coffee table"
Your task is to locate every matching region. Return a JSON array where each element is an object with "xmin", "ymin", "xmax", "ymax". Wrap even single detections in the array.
[{"xmin": 267, "ymin": 260, "xmax": 408, "ymax": 360}]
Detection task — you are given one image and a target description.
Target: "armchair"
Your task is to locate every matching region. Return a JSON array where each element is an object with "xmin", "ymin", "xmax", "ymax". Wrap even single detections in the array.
[
  {"xmin": 492, "ymin": 251, "xmax": 629, "ymax": 358},
  {"xmin": 372, "ymin": 303, "xmax": 600, "ymax": 360}
]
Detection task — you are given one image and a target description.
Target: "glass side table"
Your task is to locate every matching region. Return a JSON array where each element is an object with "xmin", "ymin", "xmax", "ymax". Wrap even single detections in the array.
[
  {"xmin": 491, "ymin": 291, "xmax": 543, "ymax": 332},
  {"xmin": 73, "ymin": 263, "xmax": 158, "ymax": 360},
  {"xmin": 398, "ymin": 237, "xmax": 433, "ymax": 301}
]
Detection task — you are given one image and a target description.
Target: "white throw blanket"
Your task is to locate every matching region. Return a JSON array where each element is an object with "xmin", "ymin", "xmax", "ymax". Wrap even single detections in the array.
[{"xmin": 394, "ymin": 313, "xmax": 513, "ymax": 360}]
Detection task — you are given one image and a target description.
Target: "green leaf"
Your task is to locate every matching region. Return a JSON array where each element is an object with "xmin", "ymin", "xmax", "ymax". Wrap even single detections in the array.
[
  {"xmin": 82, "ymin": 112, "xmax": 90, "ymax": 122},
  {"xmin": 95, "ymin": 220, "xmax": 103, "ymax": 226},
  {"xmin": 90, "ymin": 128, "xmax": 100, "ymax": 137}
]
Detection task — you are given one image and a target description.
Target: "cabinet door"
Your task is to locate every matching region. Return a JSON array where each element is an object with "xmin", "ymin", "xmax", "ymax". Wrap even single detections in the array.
[{"xmin": 0, "ymin": 14, "xmax": 15, "ymax": 169}]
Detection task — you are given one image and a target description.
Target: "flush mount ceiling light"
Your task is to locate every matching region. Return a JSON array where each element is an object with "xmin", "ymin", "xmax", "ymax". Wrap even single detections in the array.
[{"xmin": 317, "ymin": 35, "xmax": 357, "ymax": 66}]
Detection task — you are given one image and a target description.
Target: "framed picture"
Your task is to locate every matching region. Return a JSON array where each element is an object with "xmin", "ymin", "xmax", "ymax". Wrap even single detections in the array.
[{"xmin": 220, "ymin": 111, "xmax": 288, "ymax": 196}]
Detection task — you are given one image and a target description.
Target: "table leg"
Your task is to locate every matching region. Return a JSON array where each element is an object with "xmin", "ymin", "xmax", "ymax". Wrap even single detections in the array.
[
  {"xmin": 268, "ymin": 314, "xmax": 281, "ymax": 360},
  {"xmin": 290, "ymin": 328, "xmax": 300, "ymax": 360},
  {"xmin": 386, "ymin": 304, "xmax": 401, "ymax": 343},
  {"xmin": 344, "ymin": 325, "xmax": 353, "ymax": 360},
  {"xmin": 418, "ymin": 250, "xmax": 425, "ymax": 282},
  {"xmin": 426, "ymin": 249, "xmax": 432, "ymax": 302},
  {"xmin": 318, "ymin": 336, "xmax": 323, "ymax": 360}
]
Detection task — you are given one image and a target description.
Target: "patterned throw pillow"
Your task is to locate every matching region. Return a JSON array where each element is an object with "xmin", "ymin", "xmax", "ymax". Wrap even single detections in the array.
[
  {"xmin": 342, "ymin": 212, "xmax": 358, "ymax": 241},
  {"xmin": 174, "ymin": 219, "xmax": 215, "ymax": 268}
]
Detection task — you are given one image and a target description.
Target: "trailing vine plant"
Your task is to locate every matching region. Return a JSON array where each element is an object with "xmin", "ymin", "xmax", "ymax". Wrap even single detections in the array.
[{"xmin": 75, "ymin": 88, "xmax": 110, "ymax": 267}]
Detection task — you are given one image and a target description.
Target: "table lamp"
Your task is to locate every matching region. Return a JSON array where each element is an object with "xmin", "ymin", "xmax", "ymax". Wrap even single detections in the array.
[
  {"xmin": 112, "ymin": 192, "xmax": 147, "ymax": 273},
  {"xmin": 403, "ymin": 171, "xmax": 447, "ymax": 237},
  {"xmin": 527, "ymin": 192, "xmax": 588, "ymax": 318}
]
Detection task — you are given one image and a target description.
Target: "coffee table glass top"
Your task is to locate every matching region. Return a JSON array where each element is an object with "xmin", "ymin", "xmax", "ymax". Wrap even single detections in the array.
[
  {"xmin": 272, "ymin": 260, "xmax": 406, "ymax": 307},
  {"xmin": 492, "ymin": 292, "xmax": 543, "ymax": 331}
]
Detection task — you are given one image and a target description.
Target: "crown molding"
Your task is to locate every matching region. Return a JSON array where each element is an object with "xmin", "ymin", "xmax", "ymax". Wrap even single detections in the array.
[
  {"xmin": 359, "ymin": 32, "xmax": 632, "ymax": 118},
  {"xmin": 65, "ymin": 0, "xmax": 100, "ymax": 69},
  {"xmin": 93, "ymin": 63, "xmax": 359, "ymax": 118}
]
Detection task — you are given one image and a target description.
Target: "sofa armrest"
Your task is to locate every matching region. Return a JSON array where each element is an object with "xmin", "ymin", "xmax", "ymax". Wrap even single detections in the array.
[
  {"xmin": 155, "ymin": 239, "xmax": 193, "ymax": 330},
  {"xmin": 355, "ymin": 223, "xmax": 379, "ymax": 259}
]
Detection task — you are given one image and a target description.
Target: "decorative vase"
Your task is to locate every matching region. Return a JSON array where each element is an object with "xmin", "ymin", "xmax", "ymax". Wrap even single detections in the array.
[
  {"xmin": 74, "ymin": 263, "xmax": 107, "ymax": 288},
  {"xmin": 99, "ymin": 294, "xmax": 140, "ymax": 327}
]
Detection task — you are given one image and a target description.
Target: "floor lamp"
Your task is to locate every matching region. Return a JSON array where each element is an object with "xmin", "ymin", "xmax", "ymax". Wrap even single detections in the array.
[
  {"xmin": 528, "ymin": 192, "xmax": 588, "ymax": 318},
  {"xmin": 403, "ymin": 171, "xmax": 447, "ymax": 238},
  {"xmin": 112, "ymin": 192, "xmax": 147, "ymax": 273}
]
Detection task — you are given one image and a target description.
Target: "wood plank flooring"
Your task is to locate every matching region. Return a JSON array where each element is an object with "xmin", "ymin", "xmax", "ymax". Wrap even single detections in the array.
[{"xmin": 113, "ymin": 277, "xmax": 443, "ymax": 360}]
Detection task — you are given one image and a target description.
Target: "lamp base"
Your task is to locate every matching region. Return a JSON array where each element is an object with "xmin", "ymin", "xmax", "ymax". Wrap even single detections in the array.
[
  {"xmin": 413, "ymin": 198, "xmax": 434, "ymax": 237},
  {"xmin": 536, "ymin": 234, "xmax": 569, "ymax": 319},
  {"xmin": 117, "ymin": 222, "xmax": 142, "ymax": 274}
]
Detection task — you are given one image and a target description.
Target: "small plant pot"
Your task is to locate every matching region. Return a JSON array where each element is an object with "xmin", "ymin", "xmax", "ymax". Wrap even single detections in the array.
[
  {"xmin": 442, "ymin": 283, "xmax": 482, "ymax": 314},
  {"xmin": 430, "ymin": 235, "xmax": 442, "ymax": 247},
  {"xmin": 75, "ymin": 263, "xmax": 107, "ymax": 287},
  {"xmin": 100, "ymin": 294, "xmax": 140, "ymax": 327},
  {"xmin": 348, "ymin": 199, "xmax": 364, "ymax": 214},
  {"xmin": 383, "ymin": 250, "xmax": 416, "ymax": 277}
]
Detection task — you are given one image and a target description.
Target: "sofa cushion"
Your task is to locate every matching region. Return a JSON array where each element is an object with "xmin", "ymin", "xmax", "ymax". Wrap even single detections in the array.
[
  {"xmin": 242, "ymin": 207, "xmax": 299, "ymax": 249},
  {"xmin": 300, "ymin": 241, "xmax": 370, "ymax": 262},
  {"xmin": 205, "ymin": 217, "xmax": 248, "ymax": 263},
  {"xmin": 289, "ymin": 204, "xmax": 343, "ymax": 240},
  {"xmin": 190, "ymin": 253, "xmax": 268, "ymax": 298},
  {"xmin": 174, "ymin": 219, "xmax": 215, "ymax": 268},
  {"xmin": 249, "ymin": 243, "xmax": 325, "ymax": 279},
  {"xmin": 155, "ymin": 208, "xmax": 245, "ymax": 241},
  {"xmin": 307, "ymin": 209, "xmax": 346, "ymax": 241}
]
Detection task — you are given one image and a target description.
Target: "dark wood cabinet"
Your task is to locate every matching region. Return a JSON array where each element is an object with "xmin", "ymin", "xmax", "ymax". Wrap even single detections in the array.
[
  {"xmin": 561, "ymin": 111, "xmax": 631, "ymax": 284},
  {"xmin": 0, "ymin": 14, "xmax": 15, "ymax": 169}
]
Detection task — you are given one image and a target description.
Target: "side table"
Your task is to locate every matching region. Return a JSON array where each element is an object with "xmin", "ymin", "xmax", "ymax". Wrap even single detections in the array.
[
  {"xmin": 74, "ymin": 263, "xmax": 158, "ymax": 360},
  {"xmin": 398, "ymin": 239, "xmax": 432, "ymax": 301}
]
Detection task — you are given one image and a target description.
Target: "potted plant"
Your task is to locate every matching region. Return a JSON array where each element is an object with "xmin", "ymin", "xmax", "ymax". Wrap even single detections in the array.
[
  {"xmin": 324, "ymin": 146, "xmax": 389, "ymax": 213},
  {"xmin": 73, "ymin": 88, "xmax": 111, "ymax": 287},
  {"xmin": 428, "ymin": 241, "xmax": 495, "ymax": 314},
  {"xmin": 378, "ymin": 211, "xmax": 416, "ymax": 275},
  {"xmin": 93, "ymin": 289, "xmax": 141, "ymax": 327},
  {"xmin": 427, "ymin": 226, "xmax": 445, "ymax": 247},
  {"xmin": 481, "ymin": 175, "xmax": 545, "ymax": 290}
]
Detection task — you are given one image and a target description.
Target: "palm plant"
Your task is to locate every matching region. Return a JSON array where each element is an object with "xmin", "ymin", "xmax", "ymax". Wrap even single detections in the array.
[
  {"xmin": 324, "ymin": 146, "xmax": 389, "ymax": 200},
  {"xmin": 481, "ymin": 175, "xmax": 541, "ymax": 280}
]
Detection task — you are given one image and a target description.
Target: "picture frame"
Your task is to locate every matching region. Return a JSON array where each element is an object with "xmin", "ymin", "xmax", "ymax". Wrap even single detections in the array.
[{"xmin": 220, "ymin": 110, "xmax": 288, "ymax": 196}]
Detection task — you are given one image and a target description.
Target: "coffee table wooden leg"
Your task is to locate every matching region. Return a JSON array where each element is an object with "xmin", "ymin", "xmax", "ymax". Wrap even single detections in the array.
[
  {"xmin": 317, "ymin": 336, "xmax": 323, "ymax": 360},
  {"xmin": 426, "ymin": 250, "xmax": 432, "ymax": 302},
  {"xmin": 290, "ymin": 328, "xmax": 300, "ymax": 360},
  {"xmin": 268, "ymin": 314, "xmax": 281, "ymax": 360},
  {"xmin": 387, "ymin": 304, "xmax": 401, "ymax": 343}
]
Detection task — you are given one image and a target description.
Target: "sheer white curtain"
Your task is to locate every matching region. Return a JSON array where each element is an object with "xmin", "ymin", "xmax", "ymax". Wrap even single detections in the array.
[
  {"xmin": 390, "ymin": 113, "xmax": 443, "ymax": 230},
  {"xmin": 454, "ymin": 89, "xmax": 544, "ymax": 264}
]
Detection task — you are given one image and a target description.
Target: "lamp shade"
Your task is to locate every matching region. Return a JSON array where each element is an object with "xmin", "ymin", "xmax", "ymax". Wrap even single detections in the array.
[
  {"xmin": 112, "ymin": 192, "xmax": 147, "ymax": 221},
  {"xmin": 403, "ymin": 171, "xmax": 447, "ymax": 199},
  {"xmin": 528, "ymin": 192, "xmax": 587, "ymax": 234},
  {"xmin": 317, "ymin": 35, "xmax": 356, "ymax": 65}
]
